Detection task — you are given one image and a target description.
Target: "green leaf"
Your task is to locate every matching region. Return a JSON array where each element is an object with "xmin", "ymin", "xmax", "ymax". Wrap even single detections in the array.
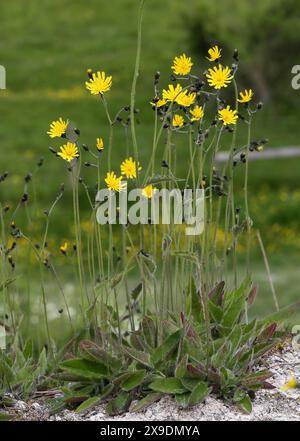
[
  {"xmin": 60, "ymin": 358, "xmax": 108, "ymax": 379},
  {"xmin": 141, "ymin": 316, "xmax": 157, "ymax": 348},
  {"xmin": 222, "ymin": 277, "xmax": 252, "ymax": 328},
  {"xmin": 106, "ymin": 391, "xmax": 132, "ymax": 416},
  {"xmin": 175, "ymin": 355, "xmax": 188, "ymax": 379},
  {"xmin": 151, "ymin": 329, "xmax": 182, "ymax": 365},
  {"xmin": 75, "ymin": 396, "xmax": 100, "ymax": 413},
  {"xmin": 237, "ymin": 395, "xmax": 253, "ymax": 414},
  {"xmin": 130, "ymin": 393, "xmax": 162, "ymax": 412},
  {"xmin": 188, "ymin": 381, "xmax": 210, "ymax": 407},
  {"xmin": 131, "ymin": 283, "xmax": 143, "ymax": 300},
  {"xmin": 241, "ymin": 370, "xmax": 273, "ymax": 386},
  {"xmin": 149, "ymin": 377, "xmax": 186, "ymax": 394},
  {"xmin": 175, "ymin": 392, "xmax": 191, "ymax": 408},
  {"xmin": 123, "ymin": 347, "xmax": 153, "ymax": 368},
  {"xmin": 0, "ymin": 412, "xmax": 13, "ymax": 421},
  {"xmin": 79, "ymin": 340, "xmax": 121, "ymax": 371},
  {"xmin": 121, "ymin": 370, "xmax": 146, "ymax": 391},
  {"xmin": 35, "ymin": 348, "xmax": 47, "ymax": 376},
  {"xmin": 181, "ymin": 377, "xmax": 201, "ymax": 391}
]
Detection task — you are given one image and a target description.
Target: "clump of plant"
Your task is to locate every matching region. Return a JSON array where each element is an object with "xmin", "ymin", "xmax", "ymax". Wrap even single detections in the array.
[
  {"xmin": 55, "ymin": 277, "xmax": 291, "ymax": 415},
  {"xmin": 0, "ymin": 0, "xmax": 298, "ymax": 416}
]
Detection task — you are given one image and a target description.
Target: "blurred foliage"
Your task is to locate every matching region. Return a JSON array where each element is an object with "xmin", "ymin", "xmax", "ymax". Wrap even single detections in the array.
[{"xmin": 185, "ymin": 0, "xmax": 300, "ymax": 106}]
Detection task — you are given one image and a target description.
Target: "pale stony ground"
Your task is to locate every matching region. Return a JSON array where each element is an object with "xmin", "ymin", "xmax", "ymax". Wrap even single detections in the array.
[{"xmin": 8, "ymin": 344, "xmax": 300, "ymax": 421}]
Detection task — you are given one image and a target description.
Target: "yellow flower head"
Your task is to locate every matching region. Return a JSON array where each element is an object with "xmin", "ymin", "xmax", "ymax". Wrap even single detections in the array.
[
  {"xmin": 238, "ymin": 89, "xmax": 253, "ymax": 103},
  {"xmin": 150, "ymin": 98, "xmax": 167, "ymax": 108},
  {"xmin": 96, "ymin": 137, "xmax": 104, "ymax": 151},
  {"xmin": 60, "ymin": 242, "xmax": 68, "ymax": 255},
  {"xmin": 171, "ymin": 53, "xmax": 193, "ymax": 76},
  {"xmin": 207, "ymin": 46, "xmax": 222, "ymax": 62},
  {"xmin": 120, "ymin": 157, "xmax": 142, "ymax": 179},
  {"xmin": 57, "ymin": 142, "xmax": 79, "ymax": 162},
  {"xmin": 105, "ymin": 171, "xmax": 125, "ymax": 192},
  {"xmin": 177, "ymin": 91, "xmax": 196, "ymax": 107},
  {"xmin": 142, "ymin": 184, "xmax": 157, "ymax": 199},
  {"xmin": 172, "ymin": 114, "xmax": 184, "ymax": 128},
  {"xmin": 47, "ymin": 118, "xmax": 68, "ymax": 138},
  {"xmin": 85, "ymin": 71, "xmax": 112, "ymax": 95},
  {"xmin": 190, "ymin": 105, "xmax": 204, "ymax": 122},
  {"xmin": 281, "ymin": 375, "xmax": 299, "ymax": 391},
  {"xmin": 206, "ymin": 65, "xmax": 233, "ymax": 89},
  {"xmin": 162, "ymin": 84, "xmax": 184, "ymax": 103},
  {"xmin": 218, "ymin": 105, "xmax": 238, "ymax": 126}
]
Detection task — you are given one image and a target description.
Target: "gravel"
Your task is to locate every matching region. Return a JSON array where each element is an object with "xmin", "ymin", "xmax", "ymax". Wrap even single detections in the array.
[{"xmin": 6, "ymin": 344, "xmax": 300, "ymax": 421}]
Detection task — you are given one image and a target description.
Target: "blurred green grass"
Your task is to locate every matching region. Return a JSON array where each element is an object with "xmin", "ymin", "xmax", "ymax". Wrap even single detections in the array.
[{"xmin": 0, "ymin": 0, "xmax": 300, "ymax": 322}]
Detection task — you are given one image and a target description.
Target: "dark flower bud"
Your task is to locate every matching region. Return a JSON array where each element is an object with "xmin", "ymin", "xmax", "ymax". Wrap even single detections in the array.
[
  {"xmin": 124, "ymin": 105, "xmax": 130, "ymax": 111},
  {"xmin": 24, "ymin": 173, "xmax": 32, "ymax": 183},
  {"xmin": 87, "ymin": 68, "xmax": 93, "ymax": 79},
  {"xmin": 21, "ymin": 192, "xmax": 28, "ymax": 203},
  {"xmin": 154, "ymin": 71, "xmax": 161, "ymax": 81},
  {"xmin": 82, "ymin": 144, "xmax": 89, "ymax": 151},
  {"xmin": 74, "ymin": 128, "xmax": 80, "ymax": 135},
  {"xmin": 49, "ymin": 147, "xmax": 57, "ymax": 155},
  {"xmin": 161, "ymin": 160, "xmax": 169, "ymax": 168},
  {"xmin": 84, "ymin": 162, "xmax": 91, "ymax": 167},
  {"xmin": 233, "ymin": 49, "xmax": 239, "ymax": 62},
  {"xmin": 37, "ymin": 157, "xmax": 44, "ymax": 167},
  {"xmin": 257, "ymin": 102, "xmax": 263, "ymax": 110}
]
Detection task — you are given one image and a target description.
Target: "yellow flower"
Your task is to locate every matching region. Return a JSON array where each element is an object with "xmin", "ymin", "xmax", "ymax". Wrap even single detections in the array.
[
  {"xmin": 177, "ymin": 92, "xmax": 196, "ymax": 107},
  {"xmin": 57, "ymin": 142, "xmax": 79, "ymax": 162},
  {"xmin": 162, "ymin": 84, "xmax": 184, "ymax": 103},
  {"xmin": 47, "ymin": 118, "xmax": 68, "ymax": 138},
  {"xmin": 105, "ymin": 171, "xmax": 125, "ymax": 192},
  {"xmin": 206, "ymin": 65, "xmax": 233, "ymax": 89},
  {"xmin": 238, "ymin": 89, "xmax": 253, "ymax": 103},
  {"xmin": 85, "ymin": 71, "xmax": 112, "ymax": 95},
  {"xmin": 120, "ymin": 157, "xmax": 142, "ymax": 179},
  {"xmin": 60, "ymin": 242, "xmax": 68, "ymax": 255},
  {"xmin": 281, "ymin": 375, "xmax": 299, "ymax": 391},
  {"xmin": 190, "ymin": 105, "xmax": 204, "ymax": 121},
  {"xmin": 96, "ymin": 137, "xmax": 104, "ymax": 151},
  {"xmin": 171, "ymin": 53, "xmax": 193, "ymax": 76},
  {"xmin": 207, "ymin": 45, "xmax": 222, "ymax": 62},
  {"xmin": 172, "ymin": 114, "xmax": 184, "ymax": 128},
  {"xmin": 150, "ymin": 98, "xmax": 167, "ymax": 108},
  {"xmin": 218, "ymin": 106, "xmax": 238, "ymax": 125},
  {"xmin": 142, "ymin": 184, "xmax": 157, "ymax": 199}
]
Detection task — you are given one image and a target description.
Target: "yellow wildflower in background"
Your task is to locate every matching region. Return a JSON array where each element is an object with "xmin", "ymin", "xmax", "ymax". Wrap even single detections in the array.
[
  {"xmin": 85, "ymin": 71, "xmax": 112, "ymax": 95},
  {"xmin": 206, "ymin": 65, "xmax": 233, "ymax": 89},
  {"xmin": 47, "ymin": 118, "xmax": 68, "ymax": 138},
  {"xmin": 177, "ymin": 92, "xmax": 196, "ymax": 107},
  {"xmin": 150, "ymin": 98, "xmax": 167, "ymax": 108},
  {"xmin": 207, "ymin": 46, "xmax": 222, "ymax": 62},
  {"xmin": 281, "ymin": 375, "xmax": 299, "ymax": 391},
  {"xmin": 171, "ymin": 54, "xmax": 193, "ymax": 76},
  {"xmin": 238, "ymin": 89, "xmax": 253, "ymax": 103},
  {"xmin": 190, "ymin": 105, "xmax": 204, "ymax": 121},
  {"xmin": 96, "ymin": 137, "xmax": 104, "ymax": 151},
  {"xmin": 218, "ymin": 106, "xmax": 238, "ymax": 125},
  {"xmin": 142, "ymin": 184, "xmax": 156, "ymax": 199},
  {"xmin": 105, "ymin": 171, "xmax": 125, "ymax": 192},
  {"xmin": 57, "ymin": 142, "xmax": 79, "ymax": 162},
  {"xmin": 120, "ymin": 157, "xmax": 142, "ymax": 179},
  {"xmin": 60, "ymin": 242, "xmax": 68, "ymax": 255},
  {"xmin": 162, "ymin": 84, "xmax": 183, "ymax": 103},
  {"xmin": 172, "ymin": 114, "xmax": 184, "ymax": 128}
]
